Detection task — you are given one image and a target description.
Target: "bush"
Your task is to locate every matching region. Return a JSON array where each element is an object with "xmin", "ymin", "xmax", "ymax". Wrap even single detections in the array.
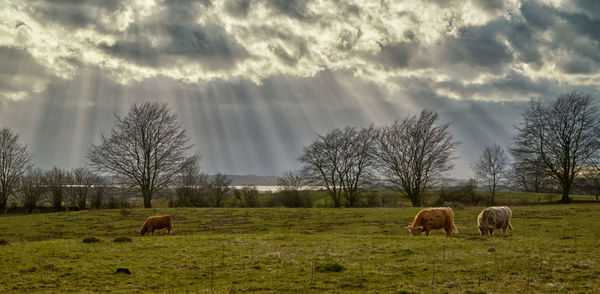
[
  {"xmin": 82, "ymin": 236, "xmax": 101, "ymax": 243},
  {"xmin": 233, "ymin": 186, "xmax": 259, "ymax": 208},
  {"xmin": 435, "ymin": 180, "xmax": 486, "ymax": 206},
  {"xmin": 171, "ymin": 187, "xmax": 210, "ymax": 207},
  {"xmin": 270, "ymin": 190, "xmax": 313, "ymax": 208},
  {"xmin": 0, "ymin": 239, "xmax": 8, "ymax": 245},
  {"xmin": 113, "ymin": 236, "xmax": 132, "ymax": 243},
  {"xmin": 316, "ymin": 262, "xmax": 345, "ymax": 273}
]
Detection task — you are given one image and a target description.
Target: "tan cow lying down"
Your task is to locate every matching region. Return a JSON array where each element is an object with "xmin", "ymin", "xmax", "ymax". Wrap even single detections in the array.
[
  {"xmin": 139, "ymin": 215, "xmax": 174, "ymax": 236},
  {"xmin": 477, "ymin": 206, "xmax": 513, "ymax": 237},
  {"xmin": 406, "ymin": 207, "xmax": 458, "ymax": 236}
]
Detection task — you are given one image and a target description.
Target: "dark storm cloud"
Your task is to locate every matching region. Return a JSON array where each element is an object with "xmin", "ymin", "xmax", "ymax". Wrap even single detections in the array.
[
  {"xmin": 264, "ymin": 0, "xmax": 316, "ymax": 21},
  {"xmin": 0, "ymin": 46, "xmax": 53, "ymax": 93},
  {"xmin": 375, "ymin": 41, "xmax": 416, "ymax": 68},
  {"xmin": 224, "ymin": 0, "xmax": 252, "ymax": 17},
  {"xmin": 471, "ymin": 0, "xmax": 505, "ymax": 14},
  {"xmin": 520, "ymin": 1, "xmax": 557, "ymax": 29},
  {"xmin": 519, "ymin": 1, "xmax": 600, "ymax": 74},
  {"xmin": 93, "ymin": 0, "xmax": 250, "ymax": 71},
  {"xmin": 162, "ymin": 0, "xmax": 212, "ymax": 23},
  {"xmin": 505, "ymin": 23, "xmax": 543, "ymax": 67},
  {"xmin": 559, "ymin": 56, "xmax": 595, "ymax": 74},
  {"xmin": 441, "ymin": 22, "xmax": 513, "ymax": 71},
  {"xmin": 560, "ymin": 12, "xmax": 600, "ymax": 41},
  {"xmin": 26, "ymin": 0, "xmax": 124, "ymax": 30},
  {"xmin": 436, "ymin": 71, "xmax": 560, "ymax": 99},
  {"xmin": 573, "ymin": 0, "xmax": 600, "ymax": 19},
  {"xmin": 100, "ymin": 23, "xmax": 249, "ymax": 70}
]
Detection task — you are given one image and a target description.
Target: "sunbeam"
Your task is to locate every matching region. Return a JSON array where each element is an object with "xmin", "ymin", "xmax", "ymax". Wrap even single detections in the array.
[{"xmin": 1, "ymin": 0, "xmax": 600, "ymax": 180}]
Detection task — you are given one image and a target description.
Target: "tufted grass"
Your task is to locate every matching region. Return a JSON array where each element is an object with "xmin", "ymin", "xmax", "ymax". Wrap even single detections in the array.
[{"xmin": 0, "ymin": 204, "xmax": 599, "ymax": 293}]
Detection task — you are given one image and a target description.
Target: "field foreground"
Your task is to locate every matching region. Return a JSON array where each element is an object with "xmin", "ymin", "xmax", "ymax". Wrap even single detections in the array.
[{"xmin": 0, "ymin": 205, "xmax": 599, "ymax": 293}]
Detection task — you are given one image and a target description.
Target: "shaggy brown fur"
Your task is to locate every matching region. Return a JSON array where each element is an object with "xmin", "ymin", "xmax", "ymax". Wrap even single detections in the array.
[
  {"xmin": 406, "ymin": 207, "xmax": 458, "ymax": 236},
  {"xmin": 477, "ymin": 206, "xmax": 513, "ymax": 237},
  {"xmin": 139, "ymin": 215, "xmax": 174, "ymax": 236}
]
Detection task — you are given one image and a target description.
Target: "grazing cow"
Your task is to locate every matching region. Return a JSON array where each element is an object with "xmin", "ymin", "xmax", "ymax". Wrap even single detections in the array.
[
  {"xmin": 405, "ymin": 207, "xmax": 458, "ymax": 236},
  {"xmin": 477, "ymin": 206, "xmax": 513, "ymax": 237},
  {"xmin": 139, "ymin": 215, "xmax": 174, "ymax": 236}
]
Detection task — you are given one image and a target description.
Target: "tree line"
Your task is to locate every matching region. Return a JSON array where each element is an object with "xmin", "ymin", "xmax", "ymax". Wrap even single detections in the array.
[
  {"xmin": 301, "ymin": 92, "xmax": 600, "ymax": 207},
  {"xmin": 1, "ymin": 92, "xmax": 599, "ymax": 211}
]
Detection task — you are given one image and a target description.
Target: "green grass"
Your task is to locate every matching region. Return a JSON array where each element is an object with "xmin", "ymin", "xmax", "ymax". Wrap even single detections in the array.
[{"xmin": 1, "ymin": 205, "xmax": 599, "ymax": 293}]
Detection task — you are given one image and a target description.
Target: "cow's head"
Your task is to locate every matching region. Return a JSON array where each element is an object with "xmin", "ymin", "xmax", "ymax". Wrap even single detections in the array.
[
  {"xmin": 476, "ymin": 225, "xmax": 493, "ymax": 236},
  {"xmin": 405, "ymin": 225, "xmax": 424, "ymax": 236}
]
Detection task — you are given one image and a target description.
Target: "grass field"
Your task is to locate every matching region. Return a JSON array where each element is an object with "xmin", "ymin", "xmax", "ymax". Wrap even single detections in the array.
[{"xmin": 1, "ymin": 204, "xmax": 599, "ymax": 293}]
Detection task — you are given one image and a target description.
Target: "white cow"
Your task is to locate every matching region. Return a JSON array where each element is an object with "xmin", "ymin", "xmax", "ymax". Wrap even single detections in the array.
[{"xmin": 477, "ymin": 206, "xmax": 513, "ymax": 237}]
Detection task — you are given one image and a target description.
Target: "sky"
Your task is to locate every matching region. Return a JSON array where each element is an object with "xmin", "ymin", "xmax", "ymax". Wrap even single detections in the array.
[{"xmin": 0, "ymin": 0, "xmax": 599, "ymax": 179}]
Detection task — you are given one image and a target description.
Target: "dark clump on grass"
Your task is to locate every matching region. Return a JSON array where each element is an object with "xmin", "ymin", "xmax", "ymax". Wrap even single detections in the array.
[
  {"xmin": 82, "ymin": 236, "xmax": 101, "ymax": 243},
  {"xmin": 114, "ymin": 268, "xmax": 131, "ymax": 274},
  {"xmin": 466, "ymin": 236, "xmax": 487, "ymax": 241},
  {"xmin": 316, "ymin": 262, "xmax": 346, "ymax": 273},
  {"xmin": 392, "ymin": 248, "xmax": 414, "ymax": 256},
  {"xmin": 113, "ymin": 236, "xmax": 132, "ymax": 243},
  {"xmin": 0, "ymin": 239, "xmax": 8, "ymax": 245}
]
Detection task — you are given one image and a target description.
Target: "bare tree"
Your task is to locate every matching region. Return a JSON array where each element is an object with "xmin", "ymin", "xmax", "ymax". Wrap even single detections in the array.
[
  {"xmin": 340, "ymin": 126, "xmax": 377, "ymax": 207},
  {"xmin": 87, "ymin": 102, "xmax": 198, "ymax": 208},
  {"xmin": 510, "ymin": 155, "xmax": 555, "ymax": 193},
  {"xmin": 70, "ymin": 167, "xmax": 96, "ymax": 209},
  {"xmin": 209, "ymin": 173, "xmax": 232, "ymax": 207},
  {"xmin": 276, "ymin": 170, "xmax": 311, "ymax": 207},
  {"xmin": 89, "ymin": 175, "xmax": 105, "ymax": 209},
  {"xmin": 234, "ymin": 186, "xmax": 259, "ymax": 208},
  {"xmin": 44, "ymin": 166, "xmax": 69, "ymax": 210},
  {"xmin": 277, "ymin": 170, "xmax": 305, "ymax": 192},
  {"xmin": 174, "ymin": 158, "xmax": 209, "ymax": 207},
  {"xmin": 374, "ymin": 110, "xmax": 458, "ymax": 207},
  {"xmin": 16, "ymin": 168, "xmax": 46, "ymax": 213},
  {"xmin": 512, "ymin": 92, "xmax": 600, "ymax": 203},
  {"xmin": 472, "ymin": 144, "xmax": 509, "ymax": 204},
  {"xmin": 0, "ymin": 128, "xmax": 32, "ymax": 209},
  {"xmin": 299, "ymin": 126, "xmax": 376, "ymax": 207}
]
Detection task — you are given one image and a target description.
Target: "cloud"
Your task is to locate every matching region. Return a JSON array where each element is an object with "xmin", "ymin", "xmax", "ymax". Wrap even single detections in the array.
[
  {"xmin": 441, "ymin": 21, "xmax": 513, "ymax": 72},
  {"xmin": 224, "ymin": 0, "xmax": 252, "ymax": 17},
  {"xmin": 264, "ymin": 0, "xmax": 316, "ymax": 21},
  {"xmin": 25, "ymin": 0, "xmax": 125, "ymax": 32},
  {"xmin": 471, "ymin": 0, "xmax": 505, "ymax": 14},
  {"xmin": 505, "ymin": 23, "xmax": 543, "ymax": 67},
  {"xmin": 0, "ymin": 46, "xmax": 55, "ymax": 100},
  {"xmin": 99, "ymin": 23, "xmax": 249, "ymax": 70},
  {"xmin": 1, "ymin": 0, "xmax": 598, "ymax": 93}
]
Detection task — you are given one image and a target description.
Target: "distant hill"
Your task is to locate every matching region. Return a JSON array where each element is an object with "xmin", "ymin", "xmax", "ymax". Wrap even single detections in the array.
[{"xmin": 225, "ymin": 174, "xmax": 279, "ymax": 186}]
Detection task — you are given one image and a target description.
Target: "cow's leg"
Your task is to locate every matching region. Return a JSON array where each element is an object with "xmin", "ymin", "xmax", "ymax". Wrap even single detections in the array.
[
  {"xmin": 489, "ymin": 228, "xmax": 494, "ymax": 237},
  {"xmin": 444, "ymin": 228, "xmax": 452, "ymax": 236},
  {"xmin": 425, "ymin": 230, "xmax": 430, "ymax": 236}
]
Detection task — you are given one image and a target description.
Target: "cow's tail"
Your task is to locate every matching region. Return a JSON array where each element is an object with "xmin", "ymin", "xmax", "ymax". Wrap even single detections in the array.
[
  {"xmin": 508, "ymin": 222, "xmax": 514, "ymax": 231},
  {"xmin": 168, "ymin": 216, "xmax": 174, "ymax": 234}
]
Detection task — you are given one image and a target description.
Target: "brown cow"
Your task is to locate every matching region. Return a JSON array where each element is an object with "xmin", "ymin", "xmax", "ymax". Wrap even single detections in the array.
[
  {"xmin": 406, "ymin": 207, "xmax": 458, "ymax": 236},
  {"xmin": 139, "ymin": 215, "xmax": 174, "ymax": 236},
  {"xmin": 477, "ymin": 206, "xmax": 513, "ymax": 237}
]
